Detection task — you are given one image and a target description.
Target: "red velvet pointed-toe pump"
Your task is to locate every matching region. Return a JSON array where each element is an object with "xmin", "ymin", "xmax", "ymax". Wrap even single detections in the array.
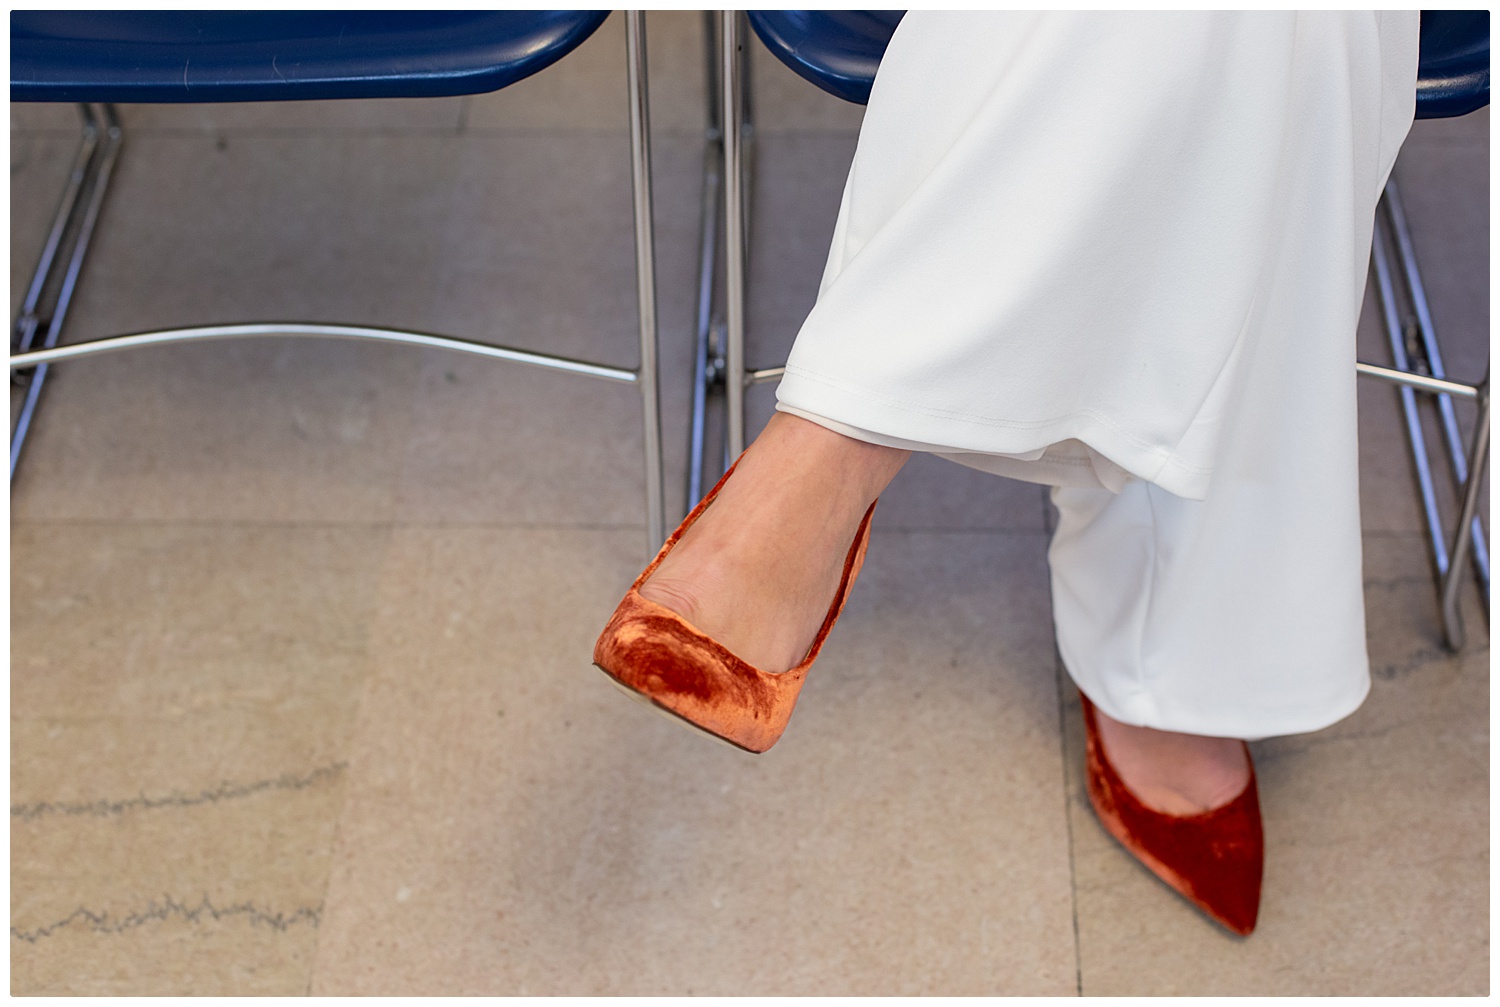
[
  {"xmin": 1079, "ymin": 692, "xmax": 1263, "ymax": 936},
  {"xmin": 593, "ymin": 459, "xmax": 877, "ymax": 754}
]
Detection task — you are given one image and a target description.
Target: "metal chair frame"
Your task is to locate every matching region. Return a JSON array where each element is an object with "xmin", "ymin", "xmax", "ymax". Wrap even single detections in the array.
[
  {"xmin": 1363, "ymin": 183, "xmax": 1489, "ymax": 649},
  {"xmin": 695, "ymin": 10, "xmax": 1488, "ymax": 649},
  {"xmin": 10, "ymin": 11, "xmax": 667, "ymax": 553},
  {"xmin": 685, "ymin": 11, "xmax": 791, "ymax": 510}
]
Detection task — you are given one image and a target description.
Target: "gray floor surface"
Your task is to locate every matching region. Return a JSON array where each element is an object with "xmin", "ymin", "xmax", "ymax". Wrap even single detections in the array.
[{"xmin": 10, "ymin": 12, "xmax": 1489, "ymax": 995}]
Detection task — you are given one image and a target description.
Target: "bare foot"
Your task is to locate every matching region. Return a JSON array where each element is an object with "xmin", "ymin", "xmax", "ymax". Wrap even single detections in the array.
[
  {"xmin": 639, "ymin": 413, "xmax": 908, "ymax": 673},
  {"xmin": 1093, "ymin": 705, "xmax": 1251, "ymax": 815}
]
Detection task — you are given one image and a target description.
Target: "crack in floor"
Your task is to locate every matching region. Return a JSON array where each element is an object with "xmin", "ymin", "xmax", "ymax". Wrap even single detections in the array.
[
  {"xmin": 11, "ymin": 762, "xmax": 348, "ymax": 822},
  {"xmin": 12, "ymin": 894, "xmax": 322, "ymax": 943}
]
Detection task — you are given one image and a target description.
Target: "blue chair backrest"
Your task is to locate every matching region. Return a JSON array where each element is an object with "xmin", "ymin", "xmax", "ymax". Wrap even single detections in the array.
[
  {"xmin": 749, "ymin": 11, "xmax": 1489, "ymax": 120},
  {"xmin": 11, "ymin": 11, "xmax": 610, "ymax": 103}
]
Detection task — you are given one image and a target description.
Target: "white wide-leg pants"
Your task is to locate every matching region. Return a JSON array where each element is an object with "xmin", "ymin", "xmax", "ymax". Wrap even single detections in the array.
[{"xmin": 774, "ymin": 12, "xmax": 1420, "ymax": 739}]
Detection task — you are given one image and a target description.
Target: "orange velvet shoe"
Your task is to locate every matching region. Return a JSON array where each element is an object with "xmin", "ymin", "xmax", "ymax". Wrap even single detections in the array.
[
  {"xmin": 1079, "ymin": 692, "xmax": 1263, "ymax": 936},
  {"xmin": 593, "ymin": 459, "xmax": 876, "ymax": 754}
]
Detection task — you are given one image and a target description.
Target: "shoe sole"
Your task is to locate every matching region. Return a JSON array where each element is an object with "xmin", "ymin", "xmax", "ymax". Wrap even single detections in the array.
[{"xmin": 593, "ymin": 663, "xmax": 759, "ymax": 754}]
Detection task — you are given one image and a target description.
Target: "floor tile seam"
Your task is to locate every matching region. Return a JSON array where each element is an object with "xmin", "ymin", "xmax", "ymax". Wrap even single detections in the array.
[
  {"xmin": 97, "ymin": 125, "xmax": 730, "ymax": 142},
  {"xmin": 17, "ymin": 123, "xmax": 978, "ymax": 141},
  {"xmin": 1052, "ymin": 651, "xmax": 1085, "ymax": 997},
  {"xmin": 302, "ymin": 737, "xmax": 359, "ymax": 995},
  {"xmin": 11, "ymin": 125, "xmax": 731, "ymax": 142},
  {"xmin": 154, "ymin": 123, "xmax": 877, "ymax": 141},
  {"xmin": 10, "ymin": 127, "xmax": 88, "ymax": 136},
  {"xmin": 300, "ymin": 504, "xmax": 419, "ymax": 993},
  {"xmin": 1257, "ymin": 710, "xmax": 1484, "ymax": 759},
  {"xmin": 1359, "ymin": 528, "xmax": 1455, "ymax": 541},
  {"xmin": 871, "ymin": 525, "xmax": 1050, "ymax": 536},
  {"xmin": 300, "ymin": 492, "xmax": 472, "ymax": 994},
  {"xmin": 12, "ymin": 126, "xmax": 470, "ymax": 140},
  {"xmin": 8, "ymin": 518, "xmax": 1055, "ymax": 534},
  {"xmin": 1399, "ymin": 136, "xmax": 1490, "ymax": 150},
  {"xmin": 750, "ymin": 127, "xmax": 866, "ymax": 137},
  {"xmin": 442, "ymin": 126, "xmax": 864, "ymax": 138},
  {"xmin": 456, "ymin": 126, "xmax": 720, "ymax": 138},
  {"xmin": 1359, "ymin": 528, "xmax": 1460, "ymax": 543},
  {"xmin": 7, "ymin": 518, "xmax": 645, "ymax": 532}
]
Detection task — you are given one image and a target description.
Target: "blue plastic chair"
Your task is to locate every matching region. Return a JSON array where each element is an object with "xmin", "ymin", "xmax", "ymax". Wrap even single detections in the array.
[
  {"xmin": 746, "ymin": 11, "xmax": 903, "ymax": 105},
  {"xmin": 12, "ymin": 12, "xmax": 608, "ymax": 102},
  {"xmin": 716, "ymin": 10, "xmax": 1490, "ymax": 647},
  {"xmin": 1363, "ymin": 10, "xmax": 1490, "ymax": 650},
  {"xmin": 9, "ymin": 11, "xmax": 669, "ymax": 549},
  {"xmin": 1415, "ymin": 9, "xmax": 1490, "ymax": 118},
  {"xmin": 745, "ymin": 11, "xmax": 1491, "ymax": 116},
  {"xmin": 685, "ymin": 11, "xmax": 907, "ymax": 505}
]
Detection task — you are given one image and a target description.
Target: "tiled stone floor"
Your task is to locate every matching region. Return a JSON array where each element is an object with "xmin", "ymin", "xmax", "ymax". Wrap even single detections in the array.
[{"xmin": 10, "ymin": 13, "xmax": 1489, "ymax": 995}]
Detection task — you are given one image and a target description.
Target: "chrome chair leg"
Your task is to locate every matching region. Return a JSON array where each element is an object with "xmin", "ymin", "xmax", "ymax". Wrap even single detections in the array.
[
  {"xmin": 1442, "ymin": 374, "xmax": 1489, "ymax": 649},
  {"xmin": 730, "ymin": 12, "xmax": 756, "ymax": 474},
  {"xmin": 14, "ymin": 107, "xmax": 100, "ymax": 361},
  {"xmin": 1364, "ymin": 177, "xmax": 1489, "ymax": 649},
  {"xmin": 687, "ymin": 11, "xmax": 757, "ymax": 506},
  {"xmin": 626, "ymin": 10, "xmax": 665, "ymax": 551},
  {"xmin": 11, "ymin": 103, "xmax": 123, "ymax": 480},
  {"xmin": 1371, "ymin": 223, "xmax": 1452, "ymax": 578},
  {"xmin": 1381, "ymin": 181, "xmax": 1489, "ymax": 602},
  {"xmin": 687, "ymin": 11, "xmax": 724, "ymax": 509},
  {"xmin": 721, "ymin": 10, "xmax": 747, "ymax": 463}
]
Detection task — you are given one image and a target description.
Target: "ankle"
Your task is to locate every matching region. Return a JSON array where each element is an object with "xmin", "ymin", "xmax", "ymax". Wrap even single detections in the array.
[
  {"xmin": 1094, "ymin": 709, "xmax": 1251, "ymax": 816},
  {"xmin": 757, "ymin": 413, "xmax": 909, "ymax": 507}
]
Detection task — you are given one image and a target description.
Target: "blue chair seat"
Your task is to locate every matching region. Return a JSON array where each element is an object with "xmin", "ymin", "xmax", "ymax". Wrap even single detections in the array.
[
  {"xmin": 748, "ymin": 10, "xmax": 1489, "ymax": 120},
  {"xmin": 1415, "ymin": 10, "xmax": 1490, "ymax": 119},
  {"xmin": 10, "ymin": 11, "xmax": 610, "ymax": 103},
  {"xmin": 746, "ymin": 11, "xmax": 903, "ymax": 105}
]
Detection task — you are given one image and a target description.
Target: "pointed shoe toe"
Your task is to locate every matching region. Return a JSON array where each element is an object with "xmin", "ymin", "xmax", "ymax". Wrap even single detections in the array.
[
  {"xmin": 592, "ymin": 589, "xmax": 810, "ymax": 753},
  {"xmin": 1080, "ymin": 693, "xmax": 1263, "ymax": 936},
  {"xmin": 594, "ymin": 460, "xmax": 876, "ymax": 754}
]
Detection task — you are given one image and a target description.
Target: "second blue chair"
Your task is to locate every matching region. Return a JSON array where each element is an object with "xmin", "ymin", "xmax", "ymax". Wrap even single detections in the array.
[{"xmin": 10, "ymin": 11, "xmax": 669, "ymax": 549}]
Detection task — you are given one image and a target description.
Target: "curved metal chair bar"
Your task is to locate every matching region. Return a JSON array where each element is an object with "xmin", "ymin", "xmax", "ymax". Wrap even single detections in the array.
[
  {"xmin": 715, "ymin": 9, "xmax": 1490, "ymax": 648},
  {"xmin": 9, "ymin": 11, "xmax": 668, "ymax": 549},
  {"xmin": 8, "ymin": 323, "xmax": 636, "ymax": 383}
]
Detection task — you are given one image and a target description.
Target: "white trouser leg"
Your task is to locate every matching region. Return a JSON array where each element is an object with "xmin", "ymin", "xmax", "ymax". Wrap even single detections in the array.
[
  {"xmin": 1048, "ymin": 317, "xmax": 1372, "ymax": 740},
  {"xmin": 1049, "ymin": 478, "xmax": 1370, "ymax": 741},
  {"xmin": 772, "ymin": 12, "xmax": 1415, "ymax": 741}
]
